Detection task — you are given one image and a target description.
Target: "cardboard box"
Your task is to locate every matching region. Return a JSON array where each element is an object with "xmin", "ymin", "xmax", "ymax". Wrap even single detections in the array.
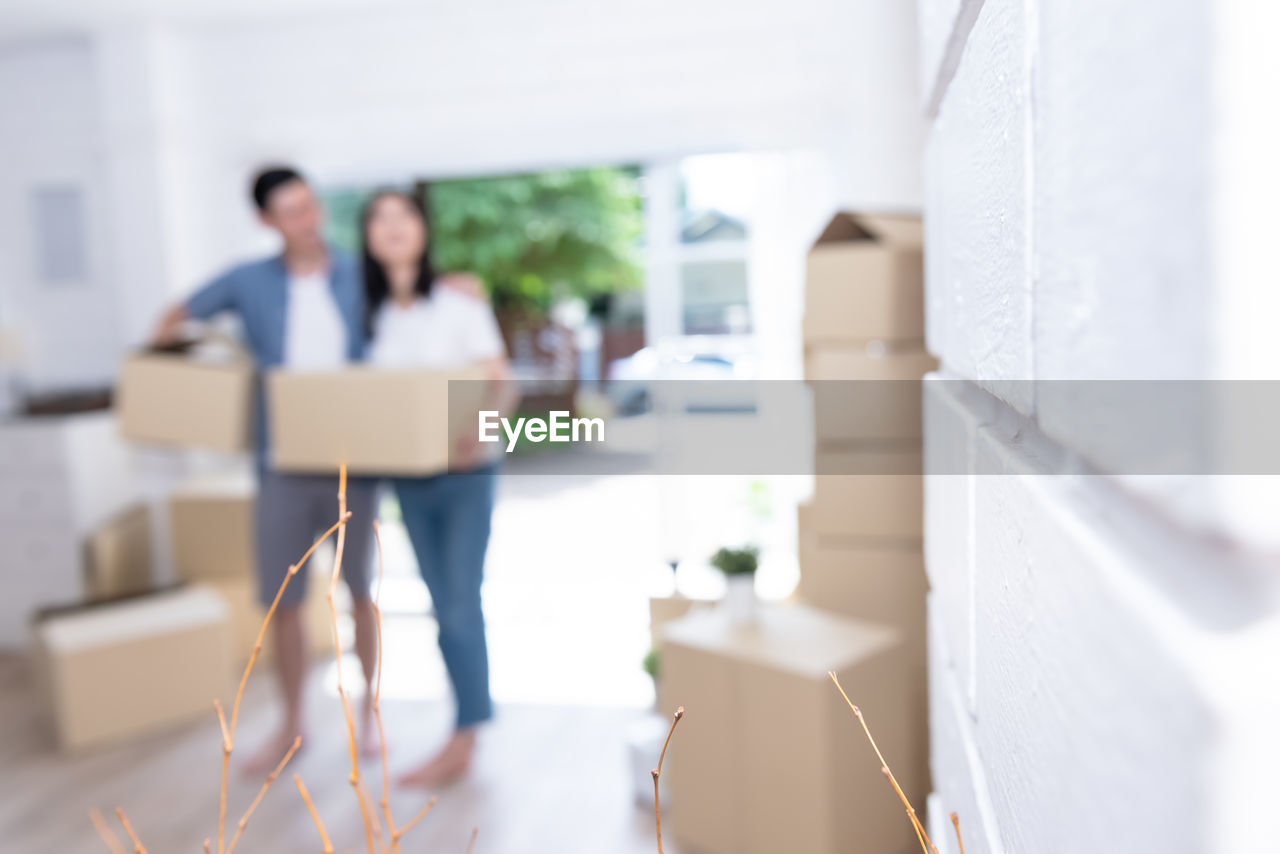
[
  {"xmin": 796, "ymin": 538, "xmax": 926, "ymax": 658},
  {"xmin": 803, "ymin": 212, "xmax": 924, "ymax": 346},
  {"xmin": 33, "ymin": 587, "xmax": 232, "ymax": 751},
  {"xmin": 197, "ymin": 573, "xmax": 335, "ymax": 665},
  {"xmin": 804, "ymin": 346, "xmax": 938, "ymax": 383},
  {"xmin": 662, "ymin": 604, "xmax": 924, "ymax": 854},
  {"xmin": 83, "ymin": 503, "xmax": 153, "ymax": 602},
  {"xmin": 804, "ymin": 447, "xmax": 923, "ymax": 540},
  {"xmin": 267, "ymin": 366, "xmax": 487, "ymax": 475},
  {"xmin": 807, "ymin": 347, "xmax": 934, "ymax": 442},
  {"xmin": 117, "ymin": 350, "xmax": 253, "ymax": 453},
  {"xmin": 171, "ymin": 472, "xmax": 255, "ymax": 582}
]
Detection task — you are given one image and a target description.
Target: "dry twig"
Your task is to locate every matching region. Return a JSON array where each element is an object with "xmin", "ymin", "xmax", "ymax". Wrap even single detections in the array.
[
  {"xmin": 216, "ymin": 506, "xmax": 349, "ymax": 854},
  {"xmin": 828, "ymin": 671, "xmax": 938, "ymax": 854},
  {"xmin": 93, "ymin": 464, "xmax": 453, "ymax": 854},
  {"xmin": 326, "ymin": 467, "xmax": 379, "ymax": 854},
  {"xmin": 225, "ymin": 735, "xmax": 303, "ymax": 854},
  {"xmin": 113, "ymin": 808, "xmax": 147, "ymax": 854},
  {"xmin": 294, "ymin": 774, "xmax": 334, "ymax": 854},
  {"xmin": 371, "ymin": 520, "xmax": 398, "ymax": 851},
  {"xmin": 395, "ymin": 796, "xmax": 439, "ymax": 844},
  {"xmin": 89, "ymin": 808, "xmax": 126, "ymax": 854},
  {"xmin": 651, "ymin": 705, "xmax": 684, "ymax": 854},
  {"xmin": 951, "ymin": 811, "xmax": 966, "ymax": 854}
]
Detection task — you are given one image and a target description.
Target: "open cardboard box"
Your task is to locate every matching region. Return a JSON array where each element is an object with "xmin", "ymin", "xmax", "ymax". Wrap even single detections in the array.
[
  {"xmin": 32, "ymin": 586, "xmax": 232, "ymax": 752},
  {"xmin": 267, "ymin": 365, "xmax": 488, "ymax": 475},
  {"xmin": 662, "ymin": 603, "xmax": 924, "ymax": 854},
  {"xmin": 803, "ymin": 212, "xmax": 925, "ymax": 347},
  {"xmin": 83, "ymin": 502, "xmax": 153, "ymax": 602},
  {"xmin": 117, "ymin": 340, "xmax": 253, "ymax": 453}
]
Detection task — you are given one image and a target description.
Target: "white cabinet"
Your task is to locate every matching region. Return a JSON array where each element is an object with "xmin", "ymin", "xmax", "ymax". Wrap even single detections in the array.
[{"xmin": 0, "ymin": 411, "xmax": 136, "ymax": 647}]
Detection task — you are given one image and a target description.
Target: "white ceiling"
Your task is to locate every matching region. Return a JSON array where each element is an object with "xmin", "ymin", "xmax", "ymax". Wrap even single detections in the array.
[{"xmin": 0, "ymin": 0, "xmax": 430, "ymax": 43}]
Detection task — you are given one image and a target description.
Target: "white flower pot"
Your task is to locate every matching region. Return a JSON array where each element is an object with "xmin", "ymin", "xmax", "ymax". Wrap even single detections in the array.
[{"xmin": 722, "ymin": 573, "xmax": 758, "ymax": 624}]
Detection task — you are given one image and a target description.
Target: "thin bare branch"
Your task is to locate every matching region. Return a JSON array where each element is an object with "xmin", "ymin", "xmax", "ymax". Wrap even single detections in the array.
[
  {"xmin": 829, "ymin": 672, "xmax": 937, "ymax": 854},
  {"xmin": 215, "ymin": 506, "xmax": 349, "ymax": 854},
  {"xmin": 225, "ymin": 736, "xmax": 303, "ymax": 854},
  {"xmin": 89, "ymin": 807, "xmax": 126, "ymax": 854},
  {"xmin": 951, "ymin": 812, "xmax": 966, "ymax": 854},
  {"xmin": 393, "ymin": 796, "xmax": 438, "ymax": 842},
  {"xmin": 294, "ymin": 775, "xmax": 334, "ymax": 854},
  {"xmin": 213, "ymin": 700, "xmax": 230, "ymax": 854},
  {"xmin": 113, "ymin": 808, "xmax": 147, "ymax": 854},
  {"xmin": 326, "ymin": 468, "xmax": 378, "ymax": 854},
  {"xmin": 465, "ymin": 827, "xmax": 479, "ymax": 854},
  {"xmin": 651, "ymin": 706, "xmax": 684, "ymax": 854},
  {"xmin": 371, "ymin": 520, "xmax": 399, "ymax": 852}
]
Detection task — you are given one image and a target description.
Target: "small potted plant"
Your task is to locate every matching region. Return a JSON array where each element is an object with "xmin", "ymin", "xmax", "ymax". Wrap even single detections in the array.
[
  {"xmin": 627, "ymin": 646, "xmax": 670, "ymax": 809},
  {"xmin": 642, "ymin": 646, "xmax": 661, "ymax": 691},
  {"xmin": 711, "ymin": 544, "xmax": 760, "ymax": 624}
]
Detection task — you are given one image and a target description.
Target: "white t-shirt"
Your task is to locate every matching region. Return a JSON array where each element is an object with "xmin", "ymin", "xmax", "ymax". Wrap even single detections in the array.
[
  {"xmin": 367, "ymin": 287, "xmax": 506, "ymax": 369},
  {"xmin": 284, "ymin": 270, "xmax": 347, "ymax": 370}
]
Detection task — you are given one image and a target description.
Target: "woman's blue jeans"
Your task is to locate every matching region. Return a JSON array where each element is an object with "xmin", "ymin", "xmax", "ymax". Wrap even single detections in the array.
[{"xmin": 393, "ymin": 463, "xmax": 497, "ymax": 730}]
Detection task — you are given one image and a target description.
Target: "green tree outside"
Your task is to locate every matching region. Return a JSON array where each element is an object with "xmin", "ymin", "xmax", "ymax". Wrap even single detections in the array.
[{"xmin": 323, "ymin": 166, "xmax": 643, "ymax": 316}]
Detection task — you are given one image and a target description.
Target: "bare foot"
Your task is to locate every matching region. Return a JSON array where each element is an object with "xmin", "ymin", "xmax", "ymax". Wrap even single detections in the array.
[
  {"xmin": 396, "ymin": 730, "xmax": 477, "ymax": 788},
  {"xmin": 240, "ymin": 728, "xmax": 305, "ymax": 778}
]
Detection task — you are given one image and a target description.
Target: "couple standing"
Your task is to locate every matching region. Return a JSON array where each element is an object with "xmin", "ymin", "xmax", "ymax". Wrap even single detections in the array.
[{"xmin": 152, "ymin": 166, "xmax": 514, "ymax": 787}]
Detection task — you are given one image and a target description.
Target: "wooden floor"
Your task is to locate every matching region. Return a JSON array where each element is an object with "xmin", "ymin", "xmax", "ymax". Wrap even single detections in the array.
[{"xmin": 0, "ymin": 654, "xmax": 674, "ymax": 854}]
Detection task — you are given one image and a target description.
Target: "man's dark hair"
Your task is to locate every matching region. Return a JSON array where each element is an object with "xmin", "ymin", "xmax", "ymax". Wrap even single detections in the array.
[{"xmin": 250, "ymin": 166, "xmax": 306, "ymax": 212}]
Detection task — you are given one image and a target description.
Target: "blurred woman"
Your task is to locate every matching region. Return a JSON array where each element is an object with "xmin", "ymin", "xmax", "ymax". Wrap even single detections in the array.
[{"xmin": 362, "ymin": 189, "xmax": 515, "ymax": 786}]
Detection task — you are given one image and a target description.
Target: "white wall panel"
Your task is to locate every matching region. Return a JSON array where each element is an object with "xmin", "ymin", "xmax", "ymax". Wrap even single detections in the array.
[{"xmin": 923, "ymin": 0, "xmax": 1032, "ymax": 413}]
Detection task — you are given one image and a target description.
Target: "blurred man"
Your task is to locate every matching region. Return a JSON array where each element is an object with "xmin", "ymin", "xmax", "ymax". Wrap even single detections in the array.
[{"xmin": 152, "ymin": 166, "xmax": 380, "ymax": 772}]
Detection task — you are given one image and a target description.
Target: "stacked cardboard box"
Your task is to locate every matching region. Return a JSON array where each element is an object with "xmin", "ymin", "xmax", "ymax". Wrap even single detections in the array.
[
  {"xmin": 662, "ymin": 604, "xmax": 923, "ymax": 854},
  {"xmin": 32, "ymin": 587, "xmax": 232, "ymax": 751},
  {"xmin": 171, "ymin": 472, "xmax": 333, "ymax": 664},
  {"xmin": 170, "ymin": 472, "xmax": 257, "ymax": 584},
  {"xmin": 798, "ymin": 211, "xmax": 934, "ymax": 805},
  {"xmin": 798, "ymin": 212, "xmax": 932, "ymax": 638}
]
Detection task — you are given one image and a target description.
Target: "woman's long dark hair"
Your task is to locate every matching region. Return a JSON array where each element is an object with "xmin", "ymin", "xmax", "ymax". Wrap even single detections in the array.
[{"xmin": 361, "ymin": 189, "xmax": 436, "ymax": 339}]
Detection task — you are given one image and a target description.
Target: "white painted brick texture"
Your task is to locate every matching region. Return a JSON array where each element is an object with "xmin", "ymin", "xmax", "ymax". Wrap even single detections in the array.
[
  {"xmin": 923, "ymin": 0, "xmax": 1033, "ymax": 414},
  {"xmin": 925, "ymin": 0, "xmax": 1280, "ymax": 550},
  {"xmin": 1027, "ymin": 0, "xmax": 1280, "ymax": 547},
  {"xmin": 927, "ymin": 596, "xmax": 1004, "ymax": 854},
  {"xmin": 926, "ymin": 396, "xmax": 1280, "ymax": 852},
  {"xmin": 922, "ymin": 372, "xmax": 982, "ymax": 711},
  {"xmin": 925, "ymin": 4, "xmax": 1280, "ymax": 845},
  {"xmin": 916, "ymin": 0, "xmax": 965, "ymax": 108}
]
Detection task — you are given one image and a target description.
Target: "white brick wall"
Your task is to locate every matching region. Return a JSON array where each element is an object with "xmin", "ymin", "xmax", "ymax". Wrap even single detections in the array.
[
  {"xmin": 923, "ymin": 0, "xmax": 1033, "ymax": 413},
  {"xmin": 920, "ymin": 0, "xmax": 1280, "ymax": 849}
]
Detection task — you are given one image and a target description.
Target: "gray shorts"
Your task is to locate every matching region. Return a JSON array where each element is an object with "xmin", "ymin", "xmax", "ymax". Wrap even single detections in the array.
[{"xmin": 254, "ymin": 471, "xmax": 377, "ymax": 608}]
